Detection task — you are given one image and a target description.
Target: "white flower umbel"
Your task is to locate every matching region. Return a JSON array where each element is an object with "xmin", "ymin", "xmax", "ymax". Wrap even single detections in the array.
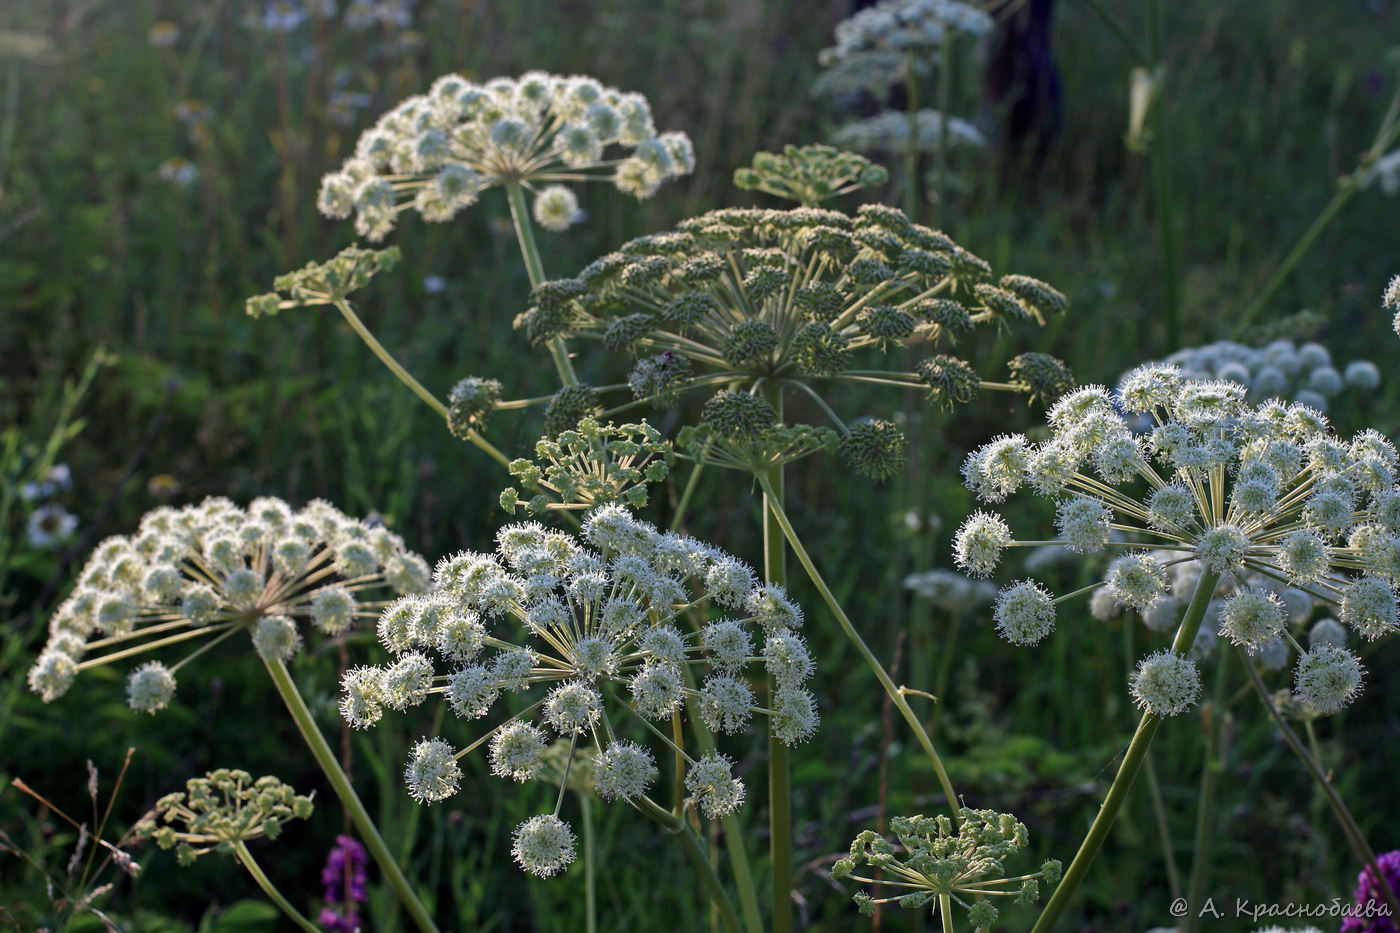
[
  {"xmin": 344, "ymin": 503, "xmax": 817, "ymax": 877},
  {"xmin": 28, "ymin": 496, "xmax": 428, "ymax": 710},
  {"xmin": 952, "ymin": 367, "xmax": 1400, "ymax": 716},
  {"xmin": 318, "ymin": 72, "xmax": 694, "ymax": 241}
]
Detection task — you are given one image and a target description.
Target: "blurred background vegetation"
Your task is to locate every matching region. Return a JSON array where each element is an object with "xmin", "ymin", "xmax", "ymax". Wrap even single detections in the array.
[{"xmin": 2, "ymin": 0, "xmax": 1398, "ymax": 929}]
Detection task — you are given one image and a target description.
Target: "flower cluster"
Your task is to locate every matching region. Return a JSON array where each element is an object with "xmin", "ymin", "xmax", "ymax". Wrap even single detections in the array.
[
  {"xmin": 318, "ymin": 835, "xmax": 369, "ymax": 933},
  {"xmin": 832, "ymin": 110, "xmax": 986, "ymax": 154},
  {"xmin": 500, "ymin": 417, "xmax": 671, "ymax": 515},
  {"xmin": 516, "ymin": 204, "xmax": 1069, "ymax": 480},
  {"xmin": 246, "ymin": 246, "xmax": 401, "ymax": 317},
  {"xmin": 317, "ymin": 71, "xmax": 694, "ymax": 240},
  {"xmin": 135, "ymin": 770, "xmax": 314, "ymax": 867},
  {"xmin": 954, "ymin": 367, "xmax": 1400, "ymax": 717},
  {"xmin": 732, "ymin": 144, "xmax": 889, "ymax": 207},
  {"xmin": 832, "ymin": 809, "xmax": 1060, "ymax": 927},
  {"xmin": 1124, "ymin": 338, "xmax": 1381, "ymax": 414},
  {"xmin": 815, "ymin": 0, "xmax": 993, "ymax": 97},
  {"xmin": 28, "ymin": 496, "xmax": 428, "ymax": 711},
  {"xmin": 340, "ymin": 504, "xmax": 817, "ymax": 877}
]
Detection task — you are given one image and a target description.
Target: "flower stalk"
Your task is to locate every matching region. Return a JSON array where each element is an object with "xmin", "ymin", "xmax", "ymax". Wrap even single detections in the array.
[
  {"xmin": 1030, "ymin": 567, "xmax": 1220, "ymax": 932},
  {"xmin": 263, "ymin": 657, "xmax": 440, "ymax": 933}
]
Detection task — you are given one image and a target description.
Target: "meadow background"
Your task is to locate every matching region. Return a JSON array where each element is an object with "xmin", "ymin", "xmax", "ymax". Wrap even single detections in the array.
[{"xmin": 2, "ymin": 0, "xmax": 1398, "ymax": 929}]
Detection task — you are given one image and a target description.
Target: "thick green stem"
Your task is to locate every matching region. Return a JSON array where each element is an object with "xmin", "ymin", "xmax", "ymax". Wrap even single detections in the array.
[
  {"xmin": 1241, "ymin": 655, "xmax": 1400, "ymax": 919},
  {"xmin": 1184, "ymin": 648, "xmax": 1232, "ymax": 933},
  {"xmin": 760, "ymin": 384, "xmax": 792, "ymax": 933},
  {"xmin": 504, "ymin": 179, "xmax": 579, "ymax": 387},
  {"xmin": 756, "ymin": 475, "xmax": 962, "ymax": 821},
  {"xmin": 332, "ymin": 299, "xmax": 510, "ymax": 469},
  {"xmin": 1030, "ymin": 568, "xmax": 1220, "ymax": 933},
  {"xmin": 262, "ymin": 658, "xmax": 441, "ymax": 933},
  {"xmin": 233, "ymin": 840, "xmax": 322, "ymax": 933},
  {"xmin": 633, "ymin": 796, "xmax": 745, "ymax": 933}
]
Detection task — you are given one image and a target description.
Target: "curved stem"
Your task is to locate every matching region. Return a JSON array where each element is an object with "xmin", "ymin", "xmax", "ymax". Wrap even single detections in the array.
[
  {"xmin": 232, "ymin": 840, "xmax": 322, "ymax": 933},
  {"xmin": 1240, "ymin": 654, "xmax": 1400, "ymax": 919},
  {"xmin": 262, "ymin": 657, "xmax": 441, "ymax": 933},
  {"xmin": 1030, "ymin": 568, "xmax": 1220, "ymax": 933},
  {"xmin": 756, "ymin": 474, "xmax": 962, "ymax": 822},
  {"xmin": 760, "ymin": 383, "xmax": 792, "ymax": 933},
  {"xmin": 332, "ymin": 299, "xmax": 510, "ymax": 469},
  {"xmin": 632, "ymin": 796, "xmax": 745, "ymax": 933},
  {"xmin": 503, "ymin": 179, "xmax": 579, "ymax": 387}
]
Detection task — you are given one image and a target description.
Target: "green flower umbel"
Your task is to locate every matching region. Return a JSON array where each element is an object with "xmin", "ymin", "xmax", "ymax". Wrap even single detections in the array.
[{"xmin": 833, "ymin": 809, "xmax": 1061, "ymax": 928}]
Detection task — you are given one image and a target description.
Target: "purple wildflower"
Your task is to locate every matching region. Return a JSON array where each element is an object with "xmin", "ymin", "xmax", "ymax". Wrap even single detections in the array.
[
  {"xmin": 1342, "ymin": 850, "xmax": 1400, "ymax": 933},
  {"xmin": 318, "ymin": 834, "xmax": 368, "ymax": 932}
]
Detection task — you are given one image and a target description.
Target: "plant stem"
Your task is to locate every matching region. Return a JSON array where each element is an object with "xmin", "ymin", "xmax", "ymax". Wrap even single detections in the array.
[
  {"xmin": 633, "ymin": 796, "xmax": 745, "ymax": 933},
  {"xmin": 1233, "ymin": 81, "xmax": 1400, "ymax": 333},
  {"xmin": 759, "ymin": 383, "xmax": 792, "ymax": 933},
  {"xmin": 756, "ymin": 475, "xmax": 962, "ymax": 822},
  {"xmin": 1183, "ymin": 648, "xmax": 1232, "ymax": 933},
  {"xmin": 1030, "ymin": 568, "xmax": 1220, "ymax": 933},
  {"xmin": 262, "ymin": 657, "xmax": 441, "ymax": 933},
  {"xmin": 1240, "ymin": 655, "xmax": 1400, "ymax": 919},
  {"xmin": 232, "ymin": 840, "xmax": 322, "ymax": 933},
  {"xmin": 332, "ymin": 299, "xmax": 510, "ymax": 469},
  {"xmin": 504, "ymin": 179, "xmax": 579, "ymax": 387},
  {"xmin": 579, "ymin": 790, "xmax": 597, "ymax": 933}
]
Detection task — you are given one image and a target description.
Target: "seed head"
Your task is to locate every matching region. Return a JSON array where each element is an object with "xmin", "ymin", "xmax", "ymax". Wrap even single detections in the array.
[
  {"xmin": 1130, "ymin": 651, "xmax": 1201, "ymax": 716},
  {"xmin": 993, "ymin": 581, "xmax": 1057, "ymax": 646},
  {"xmin": 1292, "ymin": 644, "xmax": 1364, "ymax": 715},
  {"xmin": 405, "ymin": 738, "xmax": 461, "ymax": 803},
  {"xmin": 489, "ymin": 721, "xmax": 548, "ymax": 782},
  {"xmin": 512, "ymin": 814, "xmax": 577, "ymax": 878},
  {"xmin": 686, "ymin": 752, "xmax": 745, "ymax": 819},
  {"xmin": 127, "ymin": 661, "xmax": 177, "ymax": 714},
  {"xmin": 593, "ymin": 741, "xmax": 657, "ymax": 801}
]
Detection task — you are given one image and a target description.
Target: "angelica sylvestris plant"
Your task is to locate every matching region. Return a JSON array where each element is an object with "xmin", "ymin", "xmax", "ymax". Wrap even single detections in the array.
[
  {"xmin": 518, "ymin": 204, "xmax": 1072, "ymax": 481},
  {"xmin": 732, "ymin": 144, "xmax": 889, "ymax": 207},
  {"xmin": 832, "ymin": 810, "xmax": 1061, "ymax": 928},
  {"xmin": 28, "ymin": 495, "xmax": 428, "ymax": 711},
  {"xmin": 318, "ymin": 71, "xmax": 694, "ymax": 241},
  {"xmin": 951, "ymin": 365, "xmax": 1400, "ymax": 928},
  {"xmin": 28, "ymin": 497, "xmax": 445, "ymax": 933},
  {"xmin": 815, "ymin": 0, "xmax": 993, "ymax": 98},
  {"xmin": 957, "ymin": 369, "xmax": 1397, "ymax": 716},
  {"xmin": 245, "ymin": 245, "xmax": 401, "ymax": 319},
  {"xmin": 815, "ymin": 0, "xmax": 993, "ymax": 216},
  {"xmin": 499, "ymin": 417, "xmax": 672, "ymax": 515},
  {"xmin": 342, "ymin": 504, "xmax": 818, "ymax": 878},
  {"xmin": 135, "ymin": 770, "xmax": 320, "ymax": 933}
]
